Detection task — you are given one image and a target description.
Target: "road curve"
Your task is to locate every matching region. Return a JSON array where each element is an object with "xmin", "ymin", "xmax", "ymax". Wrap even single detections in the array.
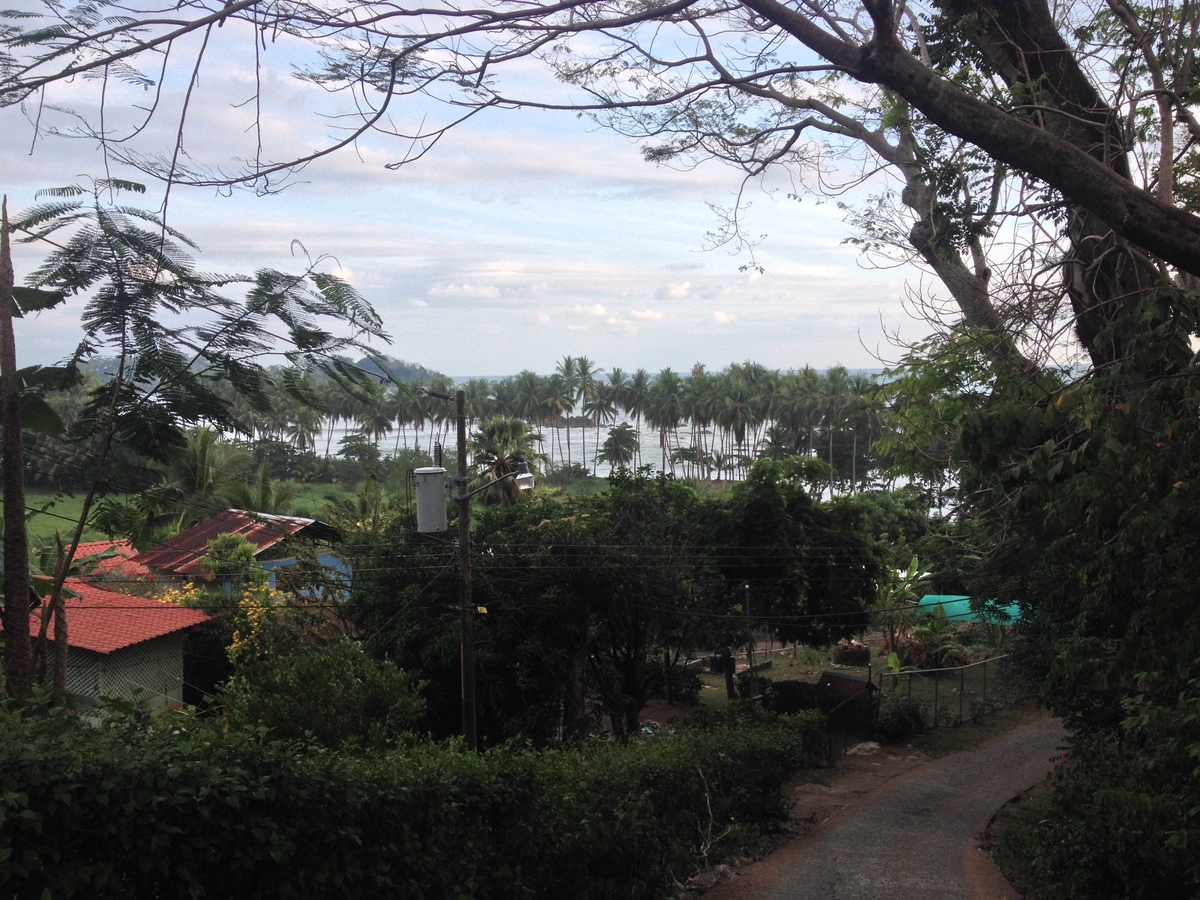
[{"xmin": 705, "ymin": 716, "xmax": 1064, "ymax": 900}]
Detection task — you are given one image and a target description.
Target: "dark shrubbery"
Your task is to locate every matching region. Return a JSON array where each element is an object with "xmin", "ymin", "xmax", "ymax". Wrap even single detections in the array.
[
  {"xmin": 998, "ymin": 703, "xmax": 1200, "ymax": 899},
  {"xmin": 831, "ymin": 639, "xmax": 871, "ymax": 666},
  {"xmin": 0, "ymin": 702, "xmax": 822, "ymax": 898},
  {"xmin": 762, "ymin": 679, "xmax": 823, "ymax": 715},
  {"xmin": 216, "ymin": 640, "xmax": 426, "ymax": 749},
  {"xmin": 875, "ymin": 700, "xmax": 926, "ymax": 741}
]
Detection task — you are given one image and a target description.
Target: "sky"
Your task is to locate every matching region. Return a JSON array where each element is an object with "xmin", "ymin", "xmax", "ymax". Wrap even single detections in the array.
[{"xmin": 2, "ymin": 14, "xmax": 923, "ymax": 380}]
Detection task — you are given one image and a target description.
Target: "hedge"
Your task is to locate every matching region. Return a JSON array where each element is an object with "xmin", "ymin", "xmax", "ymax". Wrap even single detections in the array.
[{"xmin": 0, "ymin": 705, "xmax": 825, "ymax": 898}]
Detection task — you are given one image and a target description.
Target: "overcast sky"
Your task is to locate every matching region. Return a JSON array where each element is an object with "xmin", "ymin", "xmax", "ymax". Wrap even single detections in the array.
[{"xmin": 3, "ymin": 19, "xmax": 922, "ymax": 379}]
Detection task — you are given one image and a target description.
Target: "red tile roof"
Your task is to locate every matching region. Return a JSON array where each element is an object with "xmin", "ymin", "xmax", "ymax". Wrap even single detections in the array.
[
  {"xmin": 131, "ymin": 509, "xmax": 340, "ymax": 578},
  {"xmin": 72, "ymin": 539, "xmax": 153, "ymax": 579},
  {"xmin": 17, "ymin": 580, "xmax": 211, "ymax": 655}
]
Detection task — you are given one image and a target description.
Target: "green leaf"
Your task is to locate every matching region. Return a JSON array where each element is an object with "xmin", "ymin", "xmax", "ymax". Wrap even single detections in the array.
[{"xmin": 11, "ymin": 286, "xmax": 65, "ymax": 315}]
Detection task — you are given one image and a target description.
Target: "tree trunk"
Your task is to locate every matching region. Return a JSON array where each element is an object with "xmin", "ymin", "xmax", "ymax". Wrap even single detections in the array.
[
  {"xmin": 562, "ymin": 600, "xmax": 590, "ymax": 739},
  {"xmin": 722, "ymin": 650, "xmax": 736, "ymax": 701},
  {"xmin": 0, "ymin": 199, "xmax": 32, "ymax": 703}
]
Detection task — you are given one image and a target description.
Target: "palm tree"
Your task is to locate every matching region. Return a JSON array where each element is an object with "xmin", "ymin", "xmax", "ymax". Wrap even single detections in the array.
[
  {"xmin": 716, "ymin": 377, "xmax": 759, "ymax": 477},
  {"xmin": 625, "ymin": 368, "xmax": 651, "ymax": 466},
  {"xmin": 426, "ymin": 374, "xmax": 456, "ymax": 454},
  {"xmin": 224, "ymin": 460, "xmax": 296, "ymax": 514},
  {"xmin": 402, "ymin": 378, "xmax": 429, "ymax": 452},
  {"xmin": 685, "ymin": 366, "xmax": 718, "ymax": 478},
  {"xmin": 355, "ymin": 380, "xmax": 393, "ymax": 448},
  {"xmin": 468, "ymin": 416, "xmax": 545, "ymax": 506},
  {"xmin": 153, "ymin": 427, "xmax": 255, "ymax": 529},
  {"xmin": 325, "ymin": 379, "xmax": 361, "ymax": 458},
  {"xmin": 574, "ymin": 355, "xmax": 600, "ymax": 473},
  {"xmin": 542, "ymin": 372, "xmax": 573, "ymax": 467},
  {"xmin": 464, "ymin": 378, "xmax": 494, "ymax": 429},
  {"xmin": 606, "ymin": 367, "xmax": 628, "ymax": 412},
  {"xmin": 490, "ymin": 377, "xmax": 519, "ymax": 419},
  {"xmin": 554, "ymin": 356, "xmax": 579, "ymax": 467},
  {"xmin": 646, "ymin": 368, "xmax": 684, "ymax": 474},
  {"xmin": 583, "ymin": 382, "xmax": 618, "ymax": 475},
  {"xmin": 388, "ymin": 382, "xmax": 411, "ymax": 455},
  {"xmin": 823, "ymin": 365, "xmax": 850, "ymax": 495},
  {"xmin": 844, "ymin": 373, "xmax": 882, "ymax": 493},
  {"xmin": 286, "ymin": 402, "xmax": 324, "ymax": 453}
]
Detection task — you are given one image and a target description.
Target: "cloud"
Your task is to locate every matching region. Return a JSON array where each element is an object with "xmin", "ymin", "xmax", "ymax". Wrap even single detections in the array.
[
  {"xmin": 573, "ymin": 304, "xmax": 608, "ymax": 318},
  {"xmin": 428, "ymin": 283, "xmax": 501, "ymax": 299},
  {"xmin": 712, "ymin": 311, "xmax": 734, "ymax": 325},
  {"xmin": 629, "ymin": 310, "xmax": 664, "ymax": 321}
]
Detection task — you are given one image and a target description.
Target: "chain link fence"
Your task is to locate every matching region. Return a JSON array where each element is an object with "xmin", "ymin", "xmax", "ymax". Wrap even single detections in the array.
[{"xmin": 874, "ymin": 654, "xmax": 1018, "ymax": 734}]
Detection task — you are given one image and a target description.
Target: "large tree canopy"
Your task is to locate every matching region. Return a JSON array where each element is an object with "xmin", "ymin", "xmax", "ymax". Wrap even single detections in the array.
[{"xmin": 4, "ymin": 1, "xmax": 1198, "ymax": 373}]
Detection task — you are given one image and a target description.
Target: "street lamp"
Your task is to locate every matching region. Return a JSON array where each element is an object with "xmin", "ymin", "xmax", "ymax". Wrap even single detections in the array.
[{"xmin": 415, "ymin": 388, "xmax": 534, "ymax": 750}]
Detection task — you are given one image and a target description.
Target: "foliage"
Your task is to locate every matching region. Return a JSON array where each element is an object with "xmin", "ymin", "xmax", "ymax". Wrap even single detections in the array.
[
  {"xmin": 217, "ymin": 639, "xmax": 425, "ymax": 749},
  {"xmin": 345, "ymin": 469, "xmax": 883, "ymax": 746},
  {"xmin": 202, "ymin": 531, "xmax": 266, "ymax": 587},
  {"xmin": 916, "ymin": 289, "xmax": 1200, "ymax": 888},
  {"xmin": 0, "ymin": 700, "xmax": 814, "ymax": 898},
  {"xmin": 225, "ymin": 581, "xmax": 348, "ymax": 664},
  {"xmin": 1000, "ymin": 677, "xmax": 1200, "ymax": 898},
  {"xmin": 875, "ymin": 700, "xmax": 926, "ymax": 742},
  {"xmin": 2, "ymin": 182, "xmax": 388, "ymax": 701}
]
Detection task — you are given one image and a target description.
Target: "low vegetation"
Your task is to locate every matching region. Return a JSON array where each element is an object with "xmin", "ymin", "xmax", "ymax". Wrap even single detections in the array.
[{"xmin": 0, "ymin": 700, "xmax": 824, "ymax": 898}]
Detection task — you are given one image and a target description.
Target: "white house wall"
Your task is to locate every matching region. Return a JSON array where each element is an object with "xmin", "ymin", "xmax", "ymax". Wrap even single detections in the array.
[{"xmin": 89, "ymin": 634, "xmax": 187, "ymax": 710}]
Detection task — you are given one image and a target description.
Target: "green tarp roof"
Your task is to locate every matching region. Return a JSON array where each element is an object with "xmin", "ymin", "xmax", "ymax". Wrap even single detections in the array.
[{"xmin": 917, "ymin": 594, "xmax": 1021, "ymax": 624}]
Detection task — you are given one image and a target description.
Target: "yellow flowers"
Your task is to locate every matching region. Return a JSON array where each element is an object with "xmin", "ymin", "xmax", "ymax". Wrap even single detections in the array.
[
  {"xmin": 229, "ymin": 583, "xmax": 287, "ymax": 663},
  {"xmin": 156, "ymin": 582, "xmax": 201, "ymax": 607}
]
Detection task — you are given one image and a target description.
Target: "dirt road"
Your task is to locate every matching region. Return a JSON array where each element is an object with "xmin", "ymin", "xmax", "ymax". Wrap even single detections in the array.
[{"xmin": 701, "ymin": 715, "xmax": 1064, "ymax": 899}]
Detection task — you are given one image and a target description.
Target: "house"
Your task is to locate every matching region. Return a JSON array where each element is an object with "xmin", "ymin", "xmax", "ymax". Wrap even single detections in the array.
[
  {"xmin": 130, "ymin": 509, "xmax": 342, "ymax": 582},
  {"xmin": 5, "ymin": 579, "xmax": 210, "ymax": 709}
]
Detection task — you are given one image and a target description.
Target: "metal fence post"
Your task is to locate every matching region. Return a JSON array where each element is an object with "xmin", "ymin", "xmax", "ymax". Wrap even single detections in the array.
[
  {"xmin": 933, "ymin": 672, "xmax": 940, "ymax": 727},
  {"xmin": 959, "ymin": 665, "xmax": 965, "ymax": 723},
  {"xmin": 982, "ymin": 659, "xmax": 988, "ymax": 714}
]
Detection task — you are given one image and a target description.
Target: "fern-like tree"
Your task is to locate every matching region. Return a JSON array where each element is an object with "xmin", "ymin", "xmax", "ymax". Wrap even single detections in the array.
[
  {"xmin": 596, "ymin": 423, "xmax": 639, "ymax": 470},
  {"xmin": 4, "ymin": 179, "xmax": 388, "ymax": 701}
]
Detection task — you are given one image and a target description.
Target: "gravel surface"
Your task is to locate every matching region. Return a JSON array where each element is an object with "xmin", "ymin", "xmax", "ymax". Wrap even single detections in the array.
[{"xmin": 701, "ymin": 716, "xmax": 1064, "ymax": 900}]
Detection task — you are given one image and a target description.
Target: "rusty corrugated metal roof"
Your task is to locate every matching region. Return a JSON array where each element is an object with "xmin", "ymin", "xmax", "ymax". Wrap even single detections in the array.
[{"xmin": 130, "ymin": 509, "xmax": 341, "ymax": 578}]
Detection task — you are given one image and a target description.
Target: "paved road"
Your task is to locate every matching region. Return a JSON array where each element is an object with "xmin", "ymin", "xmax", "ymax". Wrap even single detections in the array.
[{"xmin": 706, "ymin": 717, "xmax": 1064, "ymax": 899}]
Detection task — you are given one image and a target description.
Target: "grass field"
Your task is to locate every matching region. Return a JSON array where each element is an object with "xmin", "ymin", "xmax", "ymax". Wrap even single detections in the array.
[
  {"xmin": 16, "ymin": 490, "xmax": 106, "ymax": 544},
  {"xmin": 14, "ymin": 481, "xmax": 359, "ymax": 546}
]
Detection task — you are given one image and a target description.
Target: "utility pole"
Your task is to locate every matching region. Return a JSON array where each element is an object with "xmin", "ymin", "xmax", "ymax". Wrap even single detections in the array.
[
  {"xmin": 417, "ymin": 386, "xmax": 533, "ymax": 752},
  {"xmin": 745, "ymin": 582, "xmax": 756, "ymax": 702},
  {"xmin": 454, "ymin": 388, "xmax": 477, "ymax": 751}
]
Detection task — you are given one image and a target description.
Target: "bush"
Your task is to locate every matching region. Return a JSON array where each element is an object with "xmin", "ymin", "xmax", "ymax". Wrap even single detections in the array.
[
  {"xmin": 875, "ymin": 700, "xmax": 926, "ymax": 741},
  {"xmin": 762, "ymin": 679, "xmax": 823, "ymax": 714},
  {"xmin": 832, "ymin": 639, "xmax": 871, "ymax": 666},
  {"xmin": 0, "ymin": 702, "xmax": 814, "ymax": 898},
  {"xmin": 998, "ymin": 721, "xmax": 1200, "ymax": 899},
  {"xmin": 216, "ymin": 640, "xmax": 425, "ymax": 749},
  {"xmin": 656, "ymin": 664, "xmax": 703, "ymax": 704}
]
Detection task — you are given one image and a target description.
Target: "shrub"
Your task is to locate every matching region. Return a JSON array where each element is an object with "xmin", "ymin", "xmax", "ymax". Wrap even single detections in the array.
[
  {"xmin": 216, "ymin": 639, "xmax": 425, "ymax": 749},
  {"xmin": 875, "ymin": 700, "xmax": 926, "ymax": 741},
  {"xmin": 762, "ymin": 679, "xmax": 823, "ymax": 714},
  {"xmin": 999, "ymin": 716, "xmax": 1200, "ymax": 899},
  {"xmin": 832, "ymin": 639, "xmax": 871, "ymax": 666},
  {"xmin": 0, "ymin": 701, "xmax": 815, "ymax": 898}
]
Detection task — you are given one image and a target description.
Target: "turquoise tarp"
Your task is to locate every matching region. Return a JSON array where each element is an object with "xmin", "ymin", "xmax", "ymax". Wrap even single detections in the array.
[{"xmin": 917, "ymin": 594, "xmax": 1021, "ymax": 624}]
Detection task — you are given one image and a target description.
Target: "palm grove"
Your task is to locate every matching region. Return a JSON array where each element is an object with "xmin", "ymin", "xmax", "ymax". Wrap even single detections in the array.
[{"xmin": 4, "ymin": 0, "xmax": 1200, "ymax": 896}]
